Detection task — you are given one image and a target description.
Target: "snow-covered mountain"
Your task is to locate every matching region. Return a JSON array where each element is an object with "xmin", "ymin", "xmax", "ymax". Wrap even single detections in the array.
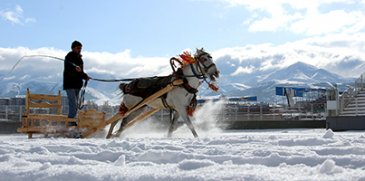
[
  {"xmin": 0, "ymin": 44, "xmax": 362, "ymax": 104},
  {"xmin": 0, "ymin": 60, "xmax": 354, "ymax": 104},
  {"xmin": 260, "ymin": 62, "xmax": 345, "ymax": 84},
  {"xmin": 210, "ymin": 59, "xmax": 354, "ymax": 101}
]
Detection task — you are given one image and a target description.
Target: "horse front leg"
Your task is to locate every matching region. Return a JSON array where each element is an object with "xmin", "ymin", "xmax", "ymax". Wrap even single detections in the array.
[
  {"xmin": 179, "ymin": 111, "xmax": 198, "ymax": 138},
  {"xmin": 167, "ymin": 110, "xmax": 179, "ymax": 137},
  {"xmin": 186, "ymin": 116, "xmax": 198, "ymax": 138}
]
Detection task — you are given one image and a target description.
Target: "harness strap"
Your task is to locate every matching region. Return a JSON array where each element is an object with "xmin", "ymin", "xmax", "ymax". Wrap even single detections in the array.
[
  {"xmin": 170, "ymin": 57, "xmax": 183, "ymax": 73},
  {"xmin": 173, "ymin": 68, "xmax": 199, "ymax": 94},
  {"xmin": 189, "ymin": 64, "xmax": 205, "ymax": 79},
  {"xmin": 187, "ymin": 94, "xmax": 197, "ymax": 116},
  {"xmin": 91, "ymin": 78, "xmax": 136, "ymax": 82},
  {"xmin": 182, "ymin": 80, "xmax": 198, "ymax": 94},
  {"xmin": 161, "ymin": 94, "xmax": 173, "ymax": 109}
]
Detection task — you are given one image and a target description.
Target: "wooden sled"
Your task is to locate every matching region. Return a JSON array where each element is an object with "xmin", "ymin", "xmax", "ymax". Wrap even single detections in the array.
[{"xmin": 17, "ymin": 79, "xmax": 182, "ymax": 139}]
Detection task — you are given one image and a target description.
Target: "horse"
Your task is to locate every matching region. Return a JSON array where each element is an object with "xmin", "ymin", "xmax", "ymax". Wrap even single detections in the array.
[{"xmin": 106, "ymin": 48, "xmax": 220, "ymax": 138}]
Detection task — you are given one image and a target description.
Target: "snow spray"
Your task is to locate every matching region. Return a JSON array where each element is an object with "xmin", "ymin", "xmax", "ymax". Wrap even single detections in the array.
[{"xmin": 192, "ymin": 99, "xmax": 225, "ymax": 135}]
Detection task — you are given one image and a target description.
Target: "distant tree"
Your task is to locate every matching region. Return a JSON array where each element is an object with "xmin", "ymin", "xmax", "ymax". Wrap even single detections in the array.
[
  {"xmin": 101, "ymin": 101, "xmax": 112, "ymax": 113},
  {"xmin": 86, "ymin": 100, "xmax": 98, "ymax": 110}
]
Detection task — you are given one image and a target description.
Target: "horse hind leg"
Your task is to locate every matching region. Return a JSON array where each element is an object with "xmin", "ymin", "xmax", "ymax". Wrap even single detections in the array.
[
  {"xmin": 107, "ymin": 94, "xmax": 144, "ymax": 138},
  {"xmin": 106, "ymin": 102, "xmax": 129, "ymax": 139},
  {"xmin": 114, "ymin": 117, "xmax": 128, "ymax": 137},
  {"xmin": 114, "ymin": 106, "xmax": 148, "ymax": 138},
  {"xmin": 106, "ymin": 120, "xmax": 119, "ymax": 139}
]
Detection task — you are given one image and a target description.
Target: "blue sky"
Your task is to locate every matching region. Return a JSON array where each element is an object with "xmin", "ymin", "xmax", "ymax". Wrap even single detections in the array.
[
  {"xmin": 0, "ymin": 0, "xmax": 365, "ymax": 77},
  {"xmin": 1, "ymin": 0, "xmax": 248, "ymax": 56},
  {"xmin": 4, "ymin": 0, "xmax": 363, "ymax": 56},
  {"xmin": 1, "ymin": 0, "xmax": 365, "ymax": 98}
]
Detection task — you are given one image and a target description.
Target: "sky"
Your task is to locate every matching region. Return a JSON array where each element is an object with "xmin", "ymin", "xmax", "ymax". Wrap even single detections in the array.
[
  {"xmin": 1, "ymin": 0, "xmax": 365, "ymax": 90},
  {"xmin": 1, "ymin": 0, "xmax": 365, "ymax": 57}
]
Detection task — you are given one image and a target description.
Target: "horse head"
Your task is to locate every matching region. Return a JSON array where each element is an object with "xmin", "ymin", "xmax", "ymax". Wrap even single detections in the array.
[{"xmin": 193, "ymin": 48, "xmax": 220, "ymax": 82}]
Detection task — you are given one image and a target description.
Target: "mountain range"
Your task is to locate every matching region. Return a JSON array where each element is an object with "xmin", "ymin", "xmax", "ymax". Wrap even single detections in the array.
[
  {"xmin": 203, "ymin": 60, "xmax": 353, "ymax": 102},
  {"xmin": 0, "ymin": 57, "xmax": 355, "ymax": 104}
]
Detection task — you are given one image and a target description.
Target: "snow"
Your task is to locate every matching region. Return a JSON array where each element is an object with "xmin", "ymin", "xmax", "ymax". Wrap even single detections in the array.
[
  {"xmin": 0, "ymin": 129, "xmax": 365, "ymax": 181},
  {"xmin": 0, "ymin": 100, "xmax": 364, "ymax": 180}
]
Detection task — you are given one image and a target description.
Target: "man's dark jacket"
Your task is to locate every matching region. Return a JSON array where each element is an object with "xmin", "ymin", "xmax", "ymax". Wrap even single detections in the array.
[{"xmin": 63, "ymin": 51, "xmax": 88, "ymax": 90}]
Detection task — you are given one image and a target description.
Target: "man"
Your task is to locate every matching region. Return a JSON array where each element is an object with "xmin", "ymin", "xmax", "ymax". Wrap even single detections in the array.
[{"xmin": 63, "ymin": 40, "xmax": 90, "ymax": 126}]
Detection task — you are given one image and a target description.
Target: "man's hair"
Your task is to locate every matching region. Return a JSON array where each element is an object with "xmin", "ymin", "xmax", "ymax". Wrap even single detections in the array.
[{"xmin": 71, "ymin": 40, "xmax": 82, "ymax": 49}]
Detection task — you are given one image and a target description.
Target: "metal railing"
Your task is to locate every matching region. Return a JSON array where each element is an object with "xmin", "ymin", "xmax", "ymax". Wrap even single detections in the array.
[
  {"xmin": 355, "ymin": 73, "xmax": 365, "ymax": 91},
  {"xmin": 0, "ymin": 103, "xmax": 326, "ymax": 122},
  {"xmin": 0, "ymin": 105, "xmax": 24, "ymax": 122},
  {"xmin": 219, "ymin": 103, "xmax": 326, "ymax": 121},
  {"xmin": 338, "ymin": 72, "xmax": 365, "ymax": 115},
  {"xmin": 339, "ymin": 87, "xmax": 355, "ymax": 114}
]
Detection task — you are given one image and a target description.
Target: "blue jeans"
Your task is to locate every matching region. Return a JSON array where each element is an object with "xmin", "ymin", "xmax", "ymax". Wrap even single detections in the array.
[{"xmin": 66, "ymin": 89, "xmax": 80, "ymax": 119}]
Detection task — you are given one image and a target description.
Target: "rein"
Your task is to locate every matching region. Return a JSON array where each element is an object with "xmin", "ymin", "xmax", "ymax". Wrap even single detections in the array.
[
  {"xmin": 78, "ymin": 80, "xmax": 88, "ymax": 110},
  {"xmin": 6, "ymin": 55, "xmax": 71, "ymax": 77},
  {"xmin": 7, "ymin": 55, "xmax": 133, "ymax": 110},
  {"xmin": 8, "ymin": 53, "xmax": 219, "ymax": 110},
  {"xmin": 92, "ymin": 77, "xmax": 153, "ymax": 82}
]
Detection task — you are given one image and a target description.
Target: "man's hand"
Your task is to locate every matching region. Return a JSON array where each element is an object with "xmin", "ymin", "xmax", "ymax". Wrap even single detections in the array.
[{"xmin": 75, "ymin": 66, "xmax": 82, "ymax": 72}]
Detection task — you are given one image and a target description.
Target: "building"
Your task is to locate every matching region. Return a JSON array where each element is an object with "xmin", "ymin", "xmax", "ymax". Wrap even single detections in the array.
[
  {"xmin": 0, "ymin": 98, "xmax": 10, "ymax": 105},
  {"xmin": 9, "ymin": 97, "xmax": 26, "ymax": 105}
]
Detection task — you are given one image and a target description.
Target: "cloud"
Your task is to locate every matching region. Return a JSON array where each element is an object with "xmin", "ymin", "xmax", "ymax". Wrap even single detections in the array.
[
  {"xmin": 212, "ymin": 33, "xmax": 365, "ymax": 77},
  {"xmin": 0, "ymin": 5, "xmax": 36, "ymax": 25},
  {"xmin": 221, "ymin": 0, "xmax": 365, "ymax": 36},
  {"xmin": 1, "ymin": 33, "xmax": 365, "ymax": 83},
  {"xmin": 0, "ymin": 47, "xmax": 173, "ymax": 82},
  {"xmin": 230, "ymin": 65, "xmax": 255, "ymax": 76},
  {"xmin": 83, "ymin": 50, "xmax": 172, "ymax": 78}
]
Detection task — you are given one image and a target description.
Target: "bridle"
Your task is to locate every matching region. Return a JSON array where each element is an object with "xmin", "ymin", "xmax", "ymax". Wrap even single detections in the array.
[
  {"xmin": 188, "ymin": 51, "xmax": 219, "ymax": 91},
  {"xmin": 169, "ymin": 50, "xmax": 219, "ymax": 92},
  {"xmin": 194, "ymin": 52, "xmax": 217, "ymax": 79}
]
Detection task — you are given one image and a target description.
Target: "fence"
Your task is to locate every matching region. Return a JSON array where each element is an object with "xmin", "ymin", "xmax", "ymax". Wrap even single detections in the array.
[
  {"xmin": 0, "ymin": 102, "xmax": 326, "ymax": 123},
  {"xmin": 219, "ymin": 103, "xmax": 326, "ymax": 121},
  {"xmin": 0, "ymin": 105, "xmax": 24, "ymax": 122},
  {"xmin": 0, "ymin": 105, "xmax": 121, "ymax": 122},
  {"xmin": 337, "ymin": 72, "xmax": 365, "ymax": 115}
]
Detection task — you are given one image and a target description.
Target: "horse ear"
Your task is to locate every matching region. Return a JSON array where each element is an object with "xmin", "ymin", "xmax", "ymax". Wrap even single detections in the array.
[{"xmin": 196, "ymin": 48, "xmax": 204, "ymax": 53}]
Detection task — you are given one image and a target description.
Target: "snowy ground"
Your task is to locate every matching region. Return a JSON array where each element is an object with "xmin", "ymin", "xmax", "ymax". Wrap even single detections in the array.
[
  {"xmin": 1, "ymin": 128, "xmax": 365, "ymax": 181},
  {"xmin": 1, "ymin": 101, "xmax": 365, "ymax": 181}
]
